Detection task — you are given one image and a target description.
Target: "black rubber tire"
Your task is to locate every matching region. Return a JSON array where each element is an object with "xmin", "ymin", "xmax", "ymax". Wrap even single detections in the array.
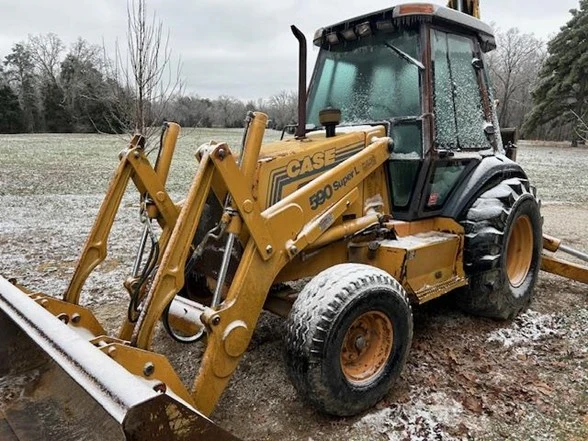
[
  {"xmin": 284, "ymin": 263, "xmax": 413, "ymax": 416},
  {"xmin": 457, "ymin": 177, "xmax": 542, "ymax": 319}
]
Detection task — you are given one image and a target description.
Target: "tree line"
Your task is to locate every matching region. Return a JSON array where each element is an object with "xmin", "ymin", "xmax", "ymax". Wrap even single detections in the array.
[
  {"xmin": 0, "ymin": 32, "xmax": 297, "ymax": 135},
  {"xmin": 1, "ymin": 0, "xmax": 588, "ymax": 142},
  {"xmin": 0, "ymin": 36, "xmax": 118, "ymax": 133}
]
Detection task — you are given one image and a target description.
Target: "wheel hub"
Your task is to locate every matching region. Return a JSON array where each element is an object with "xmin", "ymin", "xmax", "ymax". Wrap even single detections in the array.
[
  {"xmin": 355, "ymin": 335, "xmax": 367, "ymax": 351},
  {"xmin": 506, "ymin": 214, "xmax": 534, "ymax": 288},
  {"xmin": 340, "ymin": 311, "xmax": 393, "ymax": 384}
]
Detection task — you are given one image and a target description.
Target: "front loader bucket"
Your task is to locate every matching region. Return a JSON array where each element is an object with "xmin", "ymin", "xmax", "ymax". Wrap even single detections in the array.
[{"xmin": 0, "ymin": 277, "xmax": 239, "ymax": 441}]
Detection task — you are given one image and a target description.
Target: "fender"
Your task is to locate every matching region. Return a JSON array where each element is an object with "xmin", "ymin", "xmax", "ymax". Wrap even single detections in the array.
[{"xmin": 442, "ymin": 155, "xmax": 528, "ymax": 220}]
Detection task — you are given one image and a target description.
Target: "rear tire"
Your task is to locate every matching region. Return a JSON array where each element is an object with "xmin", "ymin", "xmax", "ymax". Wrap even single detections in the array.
[
  {"xmin": 284, "ymin": 264, "xmax": 413, "ymax": 416},
  {"xmin": 457, "ymin": 178, "xmax": 542, "ymax": 319}
]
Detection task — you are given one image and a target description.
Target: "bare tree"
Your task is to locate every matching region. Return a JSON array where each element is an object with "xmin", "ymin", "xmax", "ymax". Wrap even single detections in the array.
[
  {"xmin": 28, "ymin": 33, "xmax": 65, "ymax": 84},
  {"xmin": 486, "ymin": 28, "xmax": 545, "ymax": 128},
  {"xmin": 4, "ymin": 42, "xmax": 39, "ymax": 131},
  {"xmin": 210, "ymin": 95, "xmax": 246, "ymax": 128},
  {"xmin": 266, "ymin": 90, "xmax": 297, "ymax": 130},
  {"xmin": 104, "ymin": 0, "xmax": 183, "ymax": 140},
  {"xmin": 571, "ymin": 110, "xmax": 588, "ymax": 143}
]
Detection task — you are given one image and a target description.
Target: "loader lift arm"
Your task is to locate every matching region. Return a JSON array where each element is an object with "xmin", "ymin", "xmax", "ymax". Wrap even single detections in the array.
[
  {"xmin": 117, "ymin": 113, "xmax": 390, "ymax": 413},
  {"xmin": 541, "ymin": 234, "xmax": 588, "ymax": 284}
]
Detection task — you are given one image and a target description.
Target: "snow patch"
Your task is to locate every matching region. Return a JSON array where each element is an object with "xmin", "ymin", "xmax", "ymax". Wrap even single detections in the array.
[
  {"xmin": 355, "ymin": 392, "xmax": 466, "ymax": 440},
  {"xmin": 486, "ymin": 310, "xmax": 563, "ymax": 349}
]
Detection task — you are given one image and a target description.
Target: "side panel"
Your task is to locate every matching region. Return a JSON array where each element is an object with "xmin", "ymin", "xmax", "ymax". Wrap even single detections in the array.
[{"xmin": 347, "ymin": 219, "xmax": 467, "ymax": 304}]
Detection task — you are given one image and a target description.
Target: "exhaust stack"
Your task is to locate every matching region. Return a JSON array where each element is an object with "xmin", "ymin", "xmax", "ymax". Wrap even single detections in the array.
[{"xmin": 291, "ymin": 25, "xmax": 307, "ymax": 139}]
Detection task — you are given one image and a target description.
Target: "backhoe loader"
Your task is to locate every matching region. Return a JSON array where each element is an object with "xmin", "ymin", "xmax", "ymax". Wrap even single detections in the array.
[{"xmin": 1, "ymin": 1, "xmax": 587, "ymax": 440}]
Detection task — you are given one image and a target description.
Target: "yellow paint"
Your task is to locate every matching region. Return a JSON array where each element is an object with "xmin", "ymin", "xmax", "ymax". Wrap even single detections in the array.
[{"xmin": 541, "ymin": 254, "xmax": 588, "ymax": 284}]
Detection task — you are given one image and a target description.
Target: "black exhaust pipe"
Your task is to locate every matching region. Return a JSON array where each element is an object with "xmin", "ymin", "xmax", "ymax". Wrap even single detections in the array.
[{"xmin": 291, "ymin": 25, "xmax": 307, "ymax": 139}]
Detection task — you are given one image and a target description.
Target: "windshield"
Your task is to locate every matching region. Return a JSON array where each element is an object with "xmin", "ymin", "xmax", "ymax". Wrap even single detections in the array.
[{"xmin": 307, "ymin": 29, "xmax": 421, "ymax": 126}]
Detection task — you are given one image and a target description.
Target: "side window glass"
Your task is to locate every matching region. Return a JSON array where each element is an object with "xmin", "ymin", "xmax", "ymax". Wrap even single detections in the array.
[
  {"xmin": 432, "ymin": 30, "xmax": 491, "ymax": 150},
  {"xmin": 432, "ymin": 30, "xmax": 458, "ymax": 148},
  {"xmin": 447, "ymin": 35, "xmax": 491, "ymax": 149},
  {"xmin": 426, "ymin": 162, "xmax": 467, "ymax": 209},
  {"xmin": 389, "ymin": 161, "xmax": 422, "ymax": 209},
  {"xmin": 389, "ymin": 122, "xmax": 422, "ymax": 209},
  {"xmin": 391, "ymin": 122, "xmax": 422, "ymax": 158}
]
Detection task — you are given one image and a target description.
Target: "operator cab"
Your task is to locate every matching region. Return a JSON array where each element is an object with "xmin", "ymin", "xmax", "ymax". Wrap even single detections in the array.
[{"xmin": 307, "ymin": 3, "xmax": 499, "ymax": 221}]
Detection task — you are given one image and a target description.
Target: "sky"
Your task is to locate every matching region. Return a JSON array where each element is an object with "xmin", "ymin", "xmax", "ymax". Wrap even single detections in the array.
[{"xmin": 0, "ymin": 0, "xmax": 581, "ymax": 100}]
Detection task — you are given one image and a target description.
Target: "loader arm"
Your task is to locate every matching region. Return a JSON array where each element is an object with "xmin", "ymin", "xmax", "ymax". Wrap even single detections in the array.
[
  {"xmin": 132, "ymin": 123, "xmax": 392, "ymax": 413},
  {"xmin": 64, "ymin": 134, "xmax": 180, "ymax": 305},
  {"xmin": 541, "ymin": 234, "xmax": 588, "ymax": 284}
]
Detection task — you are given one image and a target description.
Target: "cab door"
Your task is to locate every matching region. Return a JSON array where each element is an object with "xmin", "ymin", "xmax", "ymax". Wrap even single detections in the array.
[{"xmin": 419, "ymin": 27, "xmax": 495, "ymax": 216}]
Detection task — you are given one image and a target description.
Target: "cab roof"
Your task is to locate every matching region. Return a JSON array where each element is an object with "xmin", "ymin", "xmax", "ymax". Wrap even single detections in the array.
[{"xmin": 313, "ymin": 3, "xmax": 496, "ymax": 52}]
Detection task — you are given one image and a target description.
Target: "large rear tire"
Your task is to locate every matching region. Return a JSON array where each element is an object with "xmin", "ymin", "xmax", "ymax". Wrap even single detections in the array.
[
  {"xmin": 284, "ymin": 264, "xmax": 413, "ymax": 416},
  {"xmin": 457, "ymin": 177, "xmax": 542, "ymax": 319}
]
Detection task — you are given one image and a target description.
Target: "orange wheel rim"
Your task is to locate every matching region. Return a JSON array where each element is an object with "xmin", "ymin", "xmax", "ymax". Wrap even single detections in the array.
[
  {"xmin": 340, "ymin": 311, "xmax": 393, "ymax": 384},
  {"xmin": 506, "ymin": 215, "xmax": 533, "ymax": 287}
]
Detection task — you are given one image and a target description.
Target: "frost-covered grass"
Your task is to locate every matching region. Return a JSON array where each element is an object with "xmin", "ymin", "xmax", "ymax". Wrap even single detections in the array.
[
  {"xmin": 516, "ymin": 142, "xmax": 588, "ymax": 205},
  {"xmin": 0, "ymin": 128, "xmax": 281, "ymax": 197}
]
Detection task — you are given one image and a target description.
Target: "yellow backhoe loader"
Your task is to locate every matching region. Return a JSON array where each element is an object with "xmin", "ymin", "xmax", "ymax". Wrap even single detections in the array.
[{"xmin": 1, "ymin": 1, "xmax": 587, "ymax": 440}]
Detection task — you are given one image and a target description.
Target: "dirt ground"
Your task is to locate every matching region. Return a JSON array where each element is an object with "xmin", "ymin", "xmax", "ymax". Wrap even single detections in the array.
[{"xmin": 0, "ymin": 132, "xmax": 586, "ymax": 440}]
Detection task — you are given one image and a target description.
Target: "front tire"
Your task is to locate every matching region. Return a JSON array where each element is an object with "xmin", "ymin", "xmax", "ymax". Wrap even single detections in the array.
[
  {"xmin": 284, "ymin": 264, "xmax": 413, "ymax": 416},
  {"xmin": 457, "ymin": 177, "xmax": 542, "ymax": 319}
]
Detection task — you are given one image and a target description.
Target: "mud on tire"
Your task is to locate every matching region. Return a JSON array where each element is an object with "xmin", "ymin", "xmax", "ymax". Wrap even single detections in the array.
[
  {"xmin": 284, "ymin": 263, "xmax": 413, "ymax": 416},
  {"xmin": 457, "ymin": 177, "xmax": 542, "ymax": 319}
]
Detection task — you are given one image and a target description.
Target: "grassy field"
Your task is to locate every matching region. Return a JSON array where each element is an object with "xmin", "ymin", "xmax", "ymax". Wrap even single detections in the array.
[
  {"xmin": 0, "ymin": 128, "xmax": 282, "ymax": 197},
  {"xmin": 0, "ymin": 131, "xmax": 587, "ymax": 441}
]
